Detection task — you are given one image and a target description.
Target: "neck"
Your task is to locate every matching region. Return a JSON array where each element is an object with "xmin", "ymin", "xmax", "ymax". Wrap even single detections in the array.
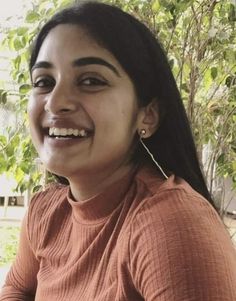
[{"xmin": 68, "ymin": 162, "xmax": 137, "ymax": 202}]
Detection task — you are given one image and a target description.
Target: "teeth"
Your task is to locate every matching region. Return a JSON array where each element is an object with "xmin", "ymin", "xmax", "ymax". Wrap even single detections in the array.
[
  {"xmin": 68, "ymin": 128, "xmax": 74, "ymax": 135},
  {"xmin": 73, "ymin": 129, "xmax": 79, "ymax": 136},
  {"xmin": 60, "ymin": 128, "xmax": 67, "ymax": 136},
  {"xmin": 80, "ymin": 129, "xmax": 86, "ymax": 137},
  {"xmin": 54, "ymin": 128, "xmax": 61, "ymax": 136},
  {"xmin": 48, "ymin": 127, "xmax": 89, "ymax": 138}
]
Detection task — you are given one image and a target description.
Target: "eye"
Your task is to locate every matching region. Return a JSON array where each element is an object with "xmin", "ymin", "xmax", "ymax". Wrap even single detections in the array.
[
  {"xmin": 78, "ymin": 76, "xmax": 108, "ymax": 90},
  {"xmin": 32, "ymin": 76, "xmax": 55, "ymax": 91}
]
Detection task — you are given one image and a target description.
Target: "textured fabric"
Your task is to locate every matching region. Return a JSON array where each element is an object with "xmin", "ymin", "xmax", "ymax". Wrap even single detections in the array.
[{"xmin": 1, "ymin": 166, "xmax": 236, "ymax": 301}]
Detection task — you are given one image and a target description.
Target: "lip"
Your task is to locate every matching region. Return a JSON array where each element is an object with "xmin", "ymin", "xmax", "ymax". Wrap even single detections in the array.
[
  {"xmin": 42, "ymin": 118, "xmax": 94, "ymax": 132},
  {"xmin": 44, "ymin": 135, "xmax": 91, "ymax": 148},
  {"xmin": 41, "ymin": 119, "xmax": 94, "ymax": 140}
]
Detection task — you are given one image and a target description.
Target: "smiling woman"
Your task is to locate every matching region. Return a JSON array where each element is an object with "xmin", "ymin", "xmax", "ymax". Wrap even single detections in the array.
[
  {"xmin": 0, "ymin": 1, "xmax": 236, "ymax": 301},
  {"xmin": 28, "ymin": 23, "xmax": 141, "ymax": 200}
]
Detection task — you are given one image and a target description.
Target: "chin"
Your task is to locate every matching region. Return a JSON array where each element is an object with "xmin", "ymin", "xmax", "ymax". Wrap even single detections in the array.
[
  {"xmin": 44, "ymin": 163, "xmax": 71, "ymax": 178},
  {"xmin": 39, "ymin": 154, "xmax": 67, "ymax": 176},
  {"xmin": 43, "ymin": 158, "xmax": 89, "ymax": 181}
]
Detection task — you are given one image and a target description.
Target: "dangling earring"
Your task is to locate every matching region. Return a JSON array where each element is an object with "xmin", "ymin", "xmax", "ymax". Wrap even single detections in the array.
[{"xmin": 139, "ymin": 129, "xmax": 169, "ymax": 179}]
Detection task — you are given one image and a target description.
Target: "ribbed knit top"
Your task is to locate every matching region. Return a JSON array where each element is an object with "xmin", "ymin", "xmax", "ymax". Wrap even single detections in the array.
[
  {"xmin": 68, "ymin": 167, "xmax": 135, "ymax": 223},
  {"xmin": 1, "ymin": 165, "xmax": 236, "ymax": 301}
]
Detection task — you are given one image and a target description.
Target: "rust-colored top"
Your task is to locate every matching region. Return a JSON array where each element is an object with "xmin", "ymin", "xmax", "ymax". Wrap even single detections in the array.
[{"xmin": 1, "ymin": 166, "xmax": 236, "ymax": 300}]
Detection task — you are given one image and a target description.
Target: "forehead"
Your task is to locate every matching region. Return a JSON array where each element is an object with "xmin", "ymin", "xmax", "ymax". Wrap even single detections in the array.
[{"xmin": 36, "ymin": 24, "xmax": 117, "ymax": 64}]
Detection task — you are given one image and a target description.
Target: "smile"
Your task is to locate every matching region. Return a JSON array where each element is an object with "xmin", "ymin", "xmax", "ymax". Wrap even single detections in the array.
[{"xmin": 48, "ymin": 127, "xmax": 91, "ymax": 138}]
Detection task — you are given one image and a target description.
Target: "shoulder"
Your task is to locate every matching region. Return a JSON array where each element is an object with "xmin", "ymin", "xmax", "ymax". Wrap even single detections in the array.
[
  {"xmin": 134, "ymin": 165, "xmax": 216, "ymax": 217},
  {"xmin": 131, "ymin": 167, "xmax": 230, "ymax": 249},
  {"xmin": 27, "ymin": 183, "xmax": 69, "ymax": 242},
  {"xmin": 128, "ymin": 168, "xmax": 236, "ymax": 300},
  {"xmin": 29, "ymin": 182, "xmax": 68, "ymax": 216}
]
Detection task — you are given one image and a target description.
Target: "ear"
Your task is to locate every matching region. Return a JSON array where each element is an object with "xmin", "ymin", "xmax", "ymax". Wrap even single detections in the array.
[{"xmin": 137, "ymin": 99, "xmax": 159, "ymax": 138}]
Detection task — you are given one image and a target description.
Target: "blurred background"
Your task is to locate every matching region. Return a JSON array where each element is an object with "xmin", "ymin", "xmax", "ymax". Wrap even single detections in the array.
[{"xmin": 0, "ymin": 0, "xmax": 236, "ymax": 287}]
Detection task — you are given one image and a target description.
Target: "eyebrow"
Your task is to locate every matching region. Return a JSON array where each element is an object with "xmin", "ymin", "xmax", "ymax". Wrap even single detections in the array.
[
  {"xmin": 73, "ymin": 57, "xmax": 121, "ymax": 77},
  {"xmin": 31, "ymin": 61, "xmax": 53, "ymax": 73},
  {"xmin": 31, "ymin": 56, "xmax": 121, "ymax": 77}
]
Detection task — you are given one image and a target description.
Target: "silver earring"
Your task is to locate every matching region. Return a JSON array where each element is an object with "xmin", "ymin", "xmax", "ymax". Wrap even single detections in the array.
[{"xmin": 139, "ymin": 129, "xmax": 169, "ymax": 179}]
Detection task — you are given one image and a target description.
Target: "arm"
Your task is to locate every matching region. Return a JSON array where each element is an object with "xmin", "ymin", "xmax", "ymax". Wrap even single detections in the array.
[
  {"xmin": 129, "ymin": 190, "xmax": 236, "ymax": 301},
  {"xmin": 0, "ymin": 212, "xmax": 39, "ymax": 301}
]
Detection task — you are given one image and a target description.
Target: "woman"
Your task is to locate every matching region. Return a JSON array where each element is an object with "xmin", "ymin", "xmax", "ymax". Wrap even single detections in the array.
[{"xmin": 1, "ymin": 1, "xmax": 235, "ymax": 300}]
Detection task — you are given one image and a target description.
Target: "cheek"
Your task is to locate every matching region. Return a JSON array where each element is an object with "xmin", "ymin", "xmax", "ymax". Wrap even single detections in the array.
[
  {"xmin": 81, "ymin": 91, "xmax": 139, "ymax": 140},
  {"xmin": 27, "ymin": 94, "xmax": 42, "ymax": 124},
  {"xmin": 27, "ymin": 94, "xmax": 36, "ymax": 120},
  {"xmin": 27, "ymin": 95, "xmax": 44, "ymax": 146}
]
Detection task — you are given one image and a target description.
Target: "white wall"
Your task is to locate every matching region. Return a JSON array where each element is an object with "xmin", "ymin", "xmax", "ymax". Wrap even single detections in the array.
[{"xmin": 223, "ymin": 178, "xmax": 236, "ymax": 213}]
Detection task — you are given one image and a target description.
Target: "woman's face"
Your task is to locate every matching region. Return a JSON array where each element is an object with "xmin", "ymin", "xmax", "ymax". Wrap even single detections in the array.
[{"xmin": 28, "ymin": 24, "xmax": 143, "ymax": 180}]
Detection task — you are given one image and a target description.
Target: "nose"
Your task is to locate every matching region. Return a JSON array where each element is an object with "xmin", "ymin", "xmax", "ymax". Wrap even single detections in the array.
[{"xmin": 44, "ymin": 81, "xmax": 77, "ymax": 115}]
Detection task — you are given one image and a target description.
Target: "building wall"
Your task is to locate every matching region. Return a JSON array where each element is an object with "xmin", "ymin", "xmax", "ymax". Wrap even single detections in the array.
[{"xmin": 223, "ymin": 178, "xmax": 236, "ymax": 213}]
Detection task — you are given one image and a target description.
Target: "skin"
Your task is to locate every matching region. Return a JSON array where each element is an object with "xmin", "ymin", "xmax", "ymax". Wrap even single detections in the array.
[{"xmin": 28, "ymin": 24, "xmax": 158, "ymax": 201}]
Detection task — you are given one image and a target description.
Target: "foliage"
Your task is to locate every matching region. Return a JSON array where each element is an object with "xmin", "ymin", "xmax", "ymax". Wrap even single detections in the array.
[
  {"xmin": 0, "ymin": 0, "xmax": 235, "ymax": 208},
  {"xmin": 0, "ymin": 226, "xmax": 20, "ymax": 266},
  {"xmin": 0, "ymin": 0, "xmax": 72, "ymax": 192},
  {"xmin": 109, "ymin": 0, "xmax": 236, "ymax": 202}
]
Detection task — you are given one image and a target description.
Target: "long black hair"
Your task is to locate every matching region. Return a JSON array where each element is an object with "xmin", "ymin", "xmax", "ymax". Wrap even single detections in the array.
[{"xmin": 29, "ymin": 1, "xmax": 216, "ymax": 209}]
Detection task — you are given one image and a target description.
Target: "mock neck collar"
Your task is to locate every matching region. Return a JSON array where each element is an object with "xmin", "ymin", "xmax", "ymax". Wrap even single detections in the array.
[{"xmin": 67, "ymin": 167, "xmax": 138, "ymax": 224}]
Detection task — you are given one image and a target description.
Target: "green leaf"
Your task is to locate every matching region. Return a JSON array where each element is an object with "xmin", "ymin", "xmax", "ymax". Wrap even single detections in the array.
[
  {"xmin": 17, "ymin": 73, "xmax": 26, "ymax": 84},
  {"xmin": 26, "ymin": 11, "xmax": 40, "ymax": 23},
  {"xmin": 168, "ymin": 58, "xmax": 175, "ymax": 69},
  {"xmin": 20, "ymin": 162, "xmax": 30, "ymax": 174},
  {"xmin": 211, "ymin": 67, "xmax": 218, "ymax": 80},
  {"xmin": 13, "ymin": 38, "xmax": 23, "ymax": 51},
  {"xmin": 152, "ymin": 0, "xmax": 160, "ymax": 13},
  {"xmin": 13, "ymin": 55, "xmax": 21, "ymax": 70},
  {"xmin": 0, "ymin": 90, "xmax": 7, "ymax": 104},
  {"xmin": 15, "ymin": 167, "xmax": 24, "ymax": 183},
  {"xmin": 228, "ymin": 4, "xmax": 236, "ymax": 22},
  {"xmin": 175, "ymin": 0, "xmax": 194, "ymax": 13},
  {"xmin": 217, "ymin": 153, "xmax": 225, "ymax": 164},
  {"xmin": 32, "ymin": 185, "xmax": 43, "ymax": 193},
  {"xmin": 225, "ymin": 75, "xmax": 236, "ymax": 87},
  {"xmin": 0, "ymin": 155, "xmax": 7, "ymax": 173},
  {"xmin": 6, "ymin": 144, "xmax": 14, "ymax": 157},
  {"xmin": 17, "ymin": 27, "xmax": 28, "ymax": 36},
  {"xmin": 19, "ymin": 84, "xmax": 31, "ymax": 94},
  {"xmin": 158, "ymin": 0, "xmax": 171, "ymax": 9},
  {"xmin": 19, "ymin": 183, "xmax": 27, "ymax": 194},
  {"xmin": 20, "ymin": 36, "xmax": 27, "ymax": 48},
  {"xmin": 181, "ymin": 83, "xmax": 190, "ymax": 93},
  {"xmin": 232, "ymin": 161, "xmax": 236, "ymax": 171},
  {"xmin": 0, "ymin": 135, "xmax": 7, "ymax": 146}
]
